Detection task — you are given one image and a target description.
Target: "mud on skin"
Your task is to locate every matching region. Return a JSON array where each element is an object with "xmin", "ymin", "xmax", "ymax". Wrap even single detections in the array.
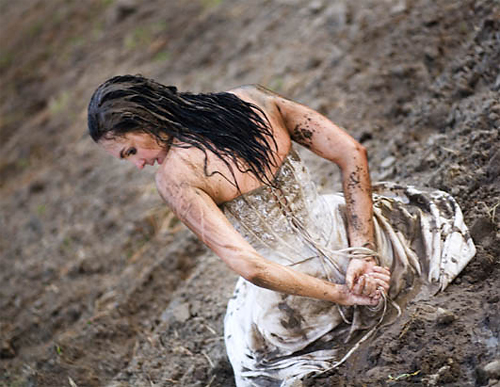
[{"xmin": 291, "ymin": 126, "xmax": 314, "ymax": 148}]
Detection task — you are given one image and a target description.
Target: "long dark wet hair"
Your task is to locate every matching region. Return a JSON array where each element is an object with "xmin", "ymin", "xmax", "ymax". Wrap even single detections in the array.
[{"xmin": 88, "ymin": 75, "xmax": 278, "ymax": 187}]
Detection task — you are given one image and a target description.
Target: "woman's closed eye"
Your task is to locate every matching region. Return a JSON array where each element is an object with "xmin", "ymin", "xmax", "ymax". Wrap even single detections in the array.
[{"xmin": 125, "ymin": 148, "xmax": 137, "ymax": 157}]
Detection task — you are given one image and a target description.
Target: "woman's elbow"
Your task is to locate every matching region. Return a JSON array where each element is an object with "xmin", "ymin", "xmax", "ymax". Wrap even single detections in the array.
[
  {"xmin": 337, "ymin": 141, "xmax": 368, "ymax": 169},
  {"xmin": 240, "ymin": 263, "xmax": 261, "ymax": 282},
  {"xmin": 238, "ymin": 259, "xmax": 268, "ymax": 285},
  {"xmin": 352, "ymin": 141, "xmax": 367, "ymax": 158}
]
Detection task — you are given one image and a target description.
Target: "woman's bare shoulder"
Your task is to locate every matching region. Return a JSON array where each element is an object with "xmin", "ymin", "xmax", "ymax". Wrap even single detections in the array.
[
  {"xmin": 228, "ymin": 84, "xmax": 278, "ymax": 94},
  {"xmin": 155, "ymin": 147, "xmax": 202, "ymax": 198},
  {"xmin": 227, "ymin": 84, "xmax": 281, "ymax": 105},
  {"xmin": 155, "ymin": 145, "xmax": 243, "ymax": 205},
  {"xmin": 228, "ymin": 86, "xmax": 290, "ymax": 127}
]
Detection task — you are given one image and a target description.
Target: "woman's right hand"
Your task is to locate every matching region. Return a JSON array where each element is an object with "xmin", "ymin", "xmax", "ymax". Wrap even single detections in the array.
[{"xmin": 337, "ymin": 284, "xmax": 383, "ymax": 306}]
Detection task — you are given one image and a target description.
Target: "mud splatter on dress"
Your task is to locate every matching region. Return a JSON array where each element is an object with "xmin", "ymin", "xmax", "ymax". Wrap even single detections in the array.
[{"xmin": 221, "ymin": 149, "xmax": 475, "ymax": 387}]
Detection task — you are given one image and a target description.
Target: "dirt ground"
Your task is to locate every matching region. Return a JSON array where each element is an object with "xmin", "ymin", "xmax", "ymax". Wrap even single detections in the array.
[{"xmin": 0, "ymin": 0, "xmax": 499, "ymax": 386}]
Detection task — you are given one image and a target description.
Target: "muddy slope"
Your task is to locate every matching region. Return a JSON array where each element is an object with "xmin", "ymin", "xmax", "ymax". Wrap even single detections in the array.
[{"xmin": 0, "ymin": 0, "xmax": 499, "ymax": 386}]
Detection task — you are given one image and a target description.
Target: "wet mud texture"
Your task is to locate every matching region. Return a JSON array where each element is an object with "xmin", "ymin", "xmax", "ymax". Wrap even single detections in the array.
[{"xmin": 1, "ymin": 0, "xmax": 499, "ymax": 386}]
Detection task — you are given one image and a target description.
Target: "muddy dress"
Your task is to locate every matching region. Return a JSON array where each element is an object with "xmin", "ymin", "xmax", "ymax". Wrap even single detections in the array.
[{"xmin": 221, "ymin": 149, "xmax": 475, "ymax": 387}]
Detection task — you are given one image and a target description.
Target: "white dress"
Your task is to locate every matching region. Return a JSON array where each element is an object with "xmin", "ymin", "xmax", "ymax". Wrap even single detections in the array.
[{"xmin": 221, "ymin": 149, "xmax": 475, "ymax": 387}]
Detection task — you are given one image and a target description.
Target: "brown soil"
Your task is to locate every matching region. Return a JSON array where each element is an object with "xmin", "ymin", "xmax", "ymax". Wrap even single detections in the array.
[{"xmin": 1, "ymin": 0, "xmax": 499, "ymax": 386}]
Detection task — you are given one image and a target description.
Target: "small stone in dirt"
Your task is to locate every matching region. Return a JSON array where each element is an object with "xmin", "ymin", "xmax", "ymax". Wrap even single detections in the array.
[
  {"xmin": 366, "ymin": 366, "xmax": 393, "ymax": 379},
  {"xmin": 308, "ymin": 0, "xmax": 324, "ymax": 13},
  {"xmin": 161, "ymin": 301, "xmax": 191, "ymax": 324},
  {"xmin": 436, "ymin": 307, "xmax": 456, "ymax": 325},
  {"xmin": 381, "ymin": 156, "xmax": 396, "ymax": 169},
  {"xmin": 483, "ymin": 359, "xmax": 500, "ymax": 380},
  {"xmin": 173, "ymin": 302, "xmax": 191, "ymax": 323},
  {"xmin": 190, "ymin": 300, "xmax": 202, "ymax": 317},
  {"xmin": 390, "ymin": 0, "xmax": 407, "ymax": 15}
]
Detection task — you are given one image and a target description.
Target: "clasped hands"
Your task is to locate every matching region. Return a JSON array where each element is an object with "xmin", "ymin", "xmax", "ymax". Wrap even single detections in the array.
[{"xmin": 342, "ymin": 258, "xmax": 391, "ymax": 306}]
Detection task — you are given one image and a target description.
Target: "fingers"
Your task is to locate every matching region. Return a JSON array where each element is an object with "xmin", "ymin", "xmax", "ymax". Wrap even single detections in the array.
[
  {"xmin": 372, "ymin": 265, "xmax": 391, "ymax": 273},
  {"xmin": 347, "ymin": 263, "xmax": 391, "ymax": 297},
  {"xmin": 362, "ymin": 274, "xmax": 376, "ymax": 296},
  {"xmin": 352, "ymin": 274, "xmax": 376, "ymax": 297},
  {"xmin": 345, "ymin": 270, "xmax": 355, "ymax": 290},
  {"xmin": 367, "ymin": 266, "xmax": 391, "ymax": 289},
  {"xmin": 372, "ymin": 278, "xmax": 390, "ymax": 293},
  {"xmin": 352, "ymin": 274, "xmax": 365, "ymax": 295},
  {"xmin": 352, "ymin": 293, "xmax": 382, "ymax": 306},
  {"xmin": 359, "ymin": 286, "xmax": 386, "ymax": 306},
  {"xmin": 372, "ymin": 266, "xmax": 391, "ymax": 277},
  {"xmin": 346, "ymin": 259, "xmax": 375, "ymax": 290},
  {"xmin": 352, "ymin": 273, "xmax": 390, "ymax": 297},
  {"xmin": 340, "ymin": 285, "xmax": 384, "ymax": 306},
  {"xmin": 367, "ymin": 271, "xmax": 391, "ymax": 285}
]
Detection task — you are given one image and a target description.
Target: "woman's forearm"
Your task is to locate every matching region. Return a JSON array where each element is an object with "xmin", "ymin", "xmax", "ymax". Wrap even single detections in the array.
[
  {"xmin": 340, "ymin": 144, "xmax": 376, "ymax": 253},
  {"xmin": 268, "ymin": 92, "xmax": 376, "ymax": 251},
  {"xmin": 243, "ymin": 256, "xmax": 351, "ymax": 304}
]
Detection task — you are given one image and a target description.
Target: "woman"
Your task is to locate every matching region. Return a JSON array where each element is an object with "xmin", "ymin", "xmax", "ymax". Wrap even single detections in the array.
[{"xmin": 88, "ymin": 75, "xmax": 475, "ymax": 386}]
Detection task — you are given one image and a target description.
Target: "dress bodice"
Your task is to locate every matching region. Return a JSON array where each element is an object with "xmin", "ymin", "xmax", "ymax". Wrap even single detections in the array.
[{"xmin": 221, "ymin": 149, "xmax": 349, "ymax": 281}]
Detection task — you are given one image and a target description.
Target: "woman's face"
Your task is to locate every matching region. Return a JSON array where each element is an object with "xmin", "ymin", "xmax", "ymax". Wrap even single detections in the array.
[{"xmin": 99, "ymin": 132, "xmax": 169, "ymax": 170}]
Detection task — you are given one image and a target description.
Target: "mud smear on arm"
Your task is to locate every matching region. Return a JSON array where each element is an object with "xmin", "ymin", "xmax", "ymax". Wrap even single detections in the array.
[{"xmin": 291, "ymin": 116, "xmax": 315, "ymax": 148}]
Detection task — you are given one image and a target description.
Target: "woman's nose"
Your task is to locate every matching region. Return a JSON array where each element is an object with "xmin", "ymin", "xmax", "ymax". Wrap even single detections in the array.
[{"xmin": 134, "ymin": 159, "xmax": 145, "ymax": 170}]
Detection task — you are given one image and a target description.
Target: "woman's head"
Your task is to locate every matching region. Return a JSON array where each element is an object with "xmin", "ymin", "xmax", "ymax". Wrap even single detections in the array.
[
  {"xmin": 87, "ymin": 74, "xmax": 176, "ymax": 145},
  {"xmin": 88, "ymin": 75, "xmax": 278, "ymax": 184}
]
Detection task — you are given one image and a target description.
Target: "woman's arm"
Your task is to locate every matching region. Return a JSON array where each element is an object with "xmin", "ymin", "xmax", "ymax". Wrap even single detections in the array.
[
  {"xmin": 155, "ymin": 159, "xmax": 388, "ymax": 305},
  {"xmin": 249, "ymin": 86, "xmax": 383, "ymax": 295}
]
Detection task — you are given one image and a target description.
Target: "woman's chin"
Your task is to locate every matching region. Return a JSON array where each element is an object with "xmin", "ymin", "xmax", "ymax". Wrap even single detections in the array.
[{"xmin": 157, "ymin": 151, "xmax": 169, "ymax": 165}]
